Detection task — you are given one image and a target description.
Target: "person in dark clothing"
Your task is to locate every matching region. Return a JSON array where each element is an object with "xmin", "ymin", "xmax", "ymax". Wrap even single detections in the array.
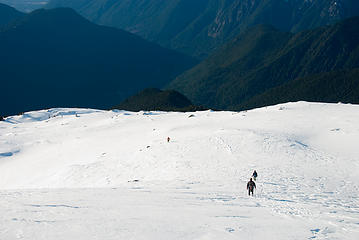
[
  {"xmin": 247, "ymin": 178, "xmax": 256, "ymax": 196},
  {"xmin": 252, "ymin": 170, "xmax": 258, "ymax": 181}
]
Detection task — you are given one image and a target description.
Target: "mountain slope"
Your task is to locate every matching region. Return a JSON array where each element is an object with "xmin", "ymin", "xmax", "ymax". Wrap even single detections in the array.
[
  {"xmin": 0, "ymin": 3, "xmax": 25, "ymax": 26},
  {"xmin": 0, "ymin": 8, "xmax": 196, "ymax": 116},
  {"xmin": 168, "ymin": 17, "xmax": 359, "ymax": 110},
  {"xmin": 46, "ymin": 0, "xmax": 359, "ymax": 58}
]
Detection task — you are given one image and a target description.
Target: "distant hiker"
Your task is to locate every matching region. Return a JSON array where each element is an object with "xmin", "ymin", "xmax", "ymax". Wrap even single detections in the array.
[
  {"xmin": 252, "ymin": 170, "xmax": 258, "ymax": 181},
  {"xmin": 247, "ymin": 178, "xmax": 256, "ymax": 196},
  {"xmin": 167, "ymin": 137, "xmax": 170, "ymax": 143}
]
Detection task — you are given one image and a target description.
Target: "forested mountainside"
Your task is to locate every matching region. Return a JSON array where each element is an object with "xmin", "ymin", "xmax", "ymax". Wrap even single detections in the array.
[
  {"xmin": 113, "ymin": 88, "xmax": 204, "ymax": 112},
  {"xmin": 168, "ymin": 17, "xmax": 359, "ymax": 110},
  {"xmin": 46, "ymin": 0, "xmax": 359, "ymax": 58}
]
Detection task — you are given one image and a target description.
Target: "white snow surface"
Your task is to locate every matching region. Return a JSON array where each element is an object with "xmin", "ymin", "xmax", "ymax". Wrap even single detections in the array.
[{"xmin": 0, "ymin": 102, "xmax": 358, "ymax": 239}]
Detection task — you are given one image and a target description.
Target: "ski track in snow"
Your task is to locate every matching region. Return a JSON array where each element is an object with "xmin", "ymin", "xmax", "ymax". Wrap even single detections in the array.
[{"xmin": 0, "ymin": 102, "xmax": 358, "ymax": 239}]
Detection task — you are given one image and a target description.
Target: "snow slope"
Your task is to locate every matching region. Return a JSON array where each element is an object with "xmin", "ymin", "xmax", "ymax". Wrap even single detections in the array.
[{"xmin": 0, "ymin": 102, "xmax": 358, "ymax": 239}]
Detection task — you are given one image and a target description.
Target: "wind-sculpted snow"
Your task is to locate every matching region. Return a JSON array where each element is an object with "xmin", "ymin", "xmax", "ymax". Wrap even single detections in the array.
[
  {"xmin": 4, "ymin": 108, "xmax": 105, "ymax": 124},
  {"xmin": 0, "ymin": 102, "xmax": 358, "ymax": 239}
]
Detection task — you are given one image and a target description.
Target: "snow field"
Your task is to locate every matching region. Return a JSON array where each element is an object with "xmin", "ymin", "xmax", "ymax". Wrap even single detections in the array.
[{"xmin": 0, "ymin": 102, "xmax": 358, "ymax": 239}]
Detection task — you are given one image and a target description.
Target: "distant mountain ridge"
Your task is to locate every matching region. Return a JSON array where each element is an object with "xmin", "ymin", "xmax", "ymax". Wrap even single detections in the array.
[
  {"xmin": 0, "ymin": 3, "xmax": 25, "ymax": 26},
  {"xmin": 0, "ymin": 0, "xmax": 48, "ymax": 13},
  {"xmin": 46, "ymin": 0, "xmax": 359, "ymax": 58},
  {"xmin": 167, "ymin": 17, "xmax": 359, "ymax": 110},
  {"xmin": 0, "ymin": 7, "xmax": 196, "ymax": 116}
]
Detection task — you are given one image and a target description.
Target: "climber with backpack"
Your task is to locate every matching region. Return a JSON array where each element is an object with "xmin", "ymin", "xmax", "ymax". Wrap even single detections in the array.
[
  {"xmin": 247, "ymin": 178, "xmax": 256, "ymax": 196},
  {"xmin": 252, "ymin": 170, "xmax": 258, "ymax": 181}
]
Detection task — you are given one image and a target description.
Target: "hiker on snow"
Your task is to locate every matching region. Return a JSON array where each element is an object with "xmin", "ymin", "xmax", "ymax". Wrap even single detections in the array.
[
  {"xmin": 247, "ymin": 178, "xmax": 256, "ymax": 196},
  {"xmin": 252, "ymin": 170, "xmax": 258, "ymax": 181}
]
